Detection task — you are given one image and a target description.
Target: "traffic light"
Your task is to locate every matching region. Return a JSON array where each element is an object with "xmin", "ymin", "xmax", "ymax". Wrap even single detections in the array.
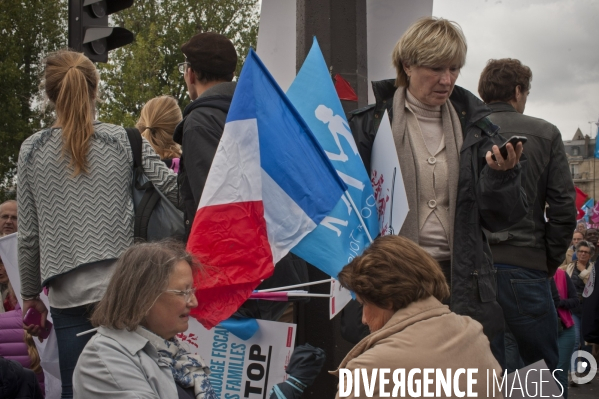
[{"xmin": 68, "ymin": 0, "xmax": 135, "ymax": 63}]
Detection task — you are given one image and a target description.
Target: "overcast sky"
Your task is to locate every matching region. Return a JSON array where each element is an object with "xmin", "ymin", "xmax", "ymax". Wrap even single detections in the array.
[{"xmin": 432, "ymin": 0, "xmax": 599, "ymax": 140}]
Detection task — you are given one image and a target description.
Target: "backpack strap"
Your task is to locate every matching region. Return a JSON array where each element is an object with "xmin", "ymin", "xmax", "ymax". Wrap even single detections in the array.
[
  {"xmin": 125, "ymin": 127, "xmax": 161, "ymax": 240},
  {"xmin": 125, "ymin": 127, "xmax": 154, "ymax": 191},
  {"xmin": 125, "ymin": 127, "xmax": 142, "ymax": 168}
]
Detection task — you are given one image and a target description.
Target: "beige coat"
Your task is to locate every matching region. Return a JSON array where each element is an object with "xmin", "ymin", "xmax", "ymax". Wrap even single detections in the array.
[
  {"xmin": 560, "ymin": 247, "xmax": 574, "ymax": 267},
  {"xmin": 331, "ymin": 297, "xmax": 503, "ymax": 398},
  {"xmin": 562, "ymin": 261, "xmax": 594, "ymax": 284}
]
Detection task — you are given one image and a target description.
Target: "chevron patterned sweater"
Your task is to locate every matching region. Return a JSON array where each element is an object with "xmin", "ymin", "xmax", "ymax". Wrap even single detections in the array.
[{"xmin": 17, "ymin": 122, "xmax": 178, "ymax": 297}]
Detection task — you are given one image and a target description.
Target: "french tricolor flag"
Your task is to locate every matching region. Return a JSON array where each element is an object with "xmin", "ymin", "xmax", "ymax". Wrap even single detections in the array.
[{"xmin": 187, "ymin": 49, "xmax": 348, "ymax": 329}]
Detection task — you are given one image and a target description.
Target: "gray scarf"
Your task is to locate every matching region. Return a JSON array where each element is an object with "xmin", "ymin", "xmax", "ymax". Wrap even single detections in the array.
[{"xmin": 391, "ymin": 87, "xmax": 463, "ymax": 253}]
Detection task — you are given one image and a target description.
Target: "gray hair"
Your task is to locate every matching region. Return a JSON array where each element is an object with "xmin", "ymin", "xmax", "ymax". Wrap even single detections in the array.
[
  {"xmin": 91, "ymin": 240, "xmax": 200, "ymax": 331},
  {"xmin": 576, "ymin": 240, "xmax": 595, "ymax": 256}
]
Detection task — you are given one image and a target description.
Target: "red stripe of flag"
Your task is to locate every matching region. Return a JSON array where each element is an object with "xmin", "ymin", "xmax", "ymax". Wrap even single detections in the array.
[
  {"xmin": 188, "ymin": 201, "xmax": 274, "ymax": 328},
  {"xmin": 575, "ymin": 186, "xmax": 588, "ymax": 220}
]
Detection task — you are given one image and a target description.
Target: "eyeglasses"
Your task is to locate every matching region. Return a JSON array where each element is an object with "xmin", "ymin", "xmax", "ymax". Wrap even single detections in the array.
[
  {"xmin": 165, "ymin": 288, "xmax": 197, "ymax": 303},
  {"xmin": 178, "ymin": 62, "xmax": 191, "ymax": 74},
  {"xmin": 578, "ymin": 250, "xmax": 590, "ymax": 254}
]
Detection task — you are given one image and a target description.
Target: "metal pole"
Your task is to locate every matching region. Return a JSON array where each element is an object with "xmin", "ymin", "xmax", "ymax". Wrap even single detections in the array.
[{"xmin": 295, "ymin": 2, "xmax": 367, "ymax": 397}]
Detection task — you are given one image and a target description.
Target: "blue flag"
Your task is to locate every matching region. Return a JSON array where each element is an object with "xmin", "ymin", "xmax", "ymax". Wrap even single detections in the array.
[
  {"xmin": 594, "ymin": 123, "xmax": 599, "ymax": 158},
  {"xmin": 582, "ymin": 198, "xmax": 595, "ymax": 223},
  {"xmin": 286, "ymin": 38, "xmax": 378, "ymax": 278}
]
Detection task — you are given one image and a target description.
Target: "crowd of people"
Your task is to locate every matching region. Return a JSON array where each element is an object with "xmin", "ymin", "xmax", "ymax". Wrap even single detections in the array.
[{"xmin": 0, "ymin": 15, "xmax": 598, "ymax": 399}]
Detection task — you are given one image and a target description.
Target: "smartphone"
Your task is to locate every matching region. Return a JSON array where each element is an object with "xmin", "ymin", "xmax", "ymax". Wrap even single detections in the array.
[
  {"xmin": 491, "ymin": 135, "xmax": 527, "ymax": 162},
  {"xmin": 23, "ymin": 308, "xmax": 53, "ymax": 339}
]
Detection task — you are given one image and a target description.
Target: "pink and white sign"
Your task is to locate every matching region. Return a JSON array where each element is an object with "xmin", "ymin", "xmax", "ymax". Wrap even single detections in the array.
[{"xmin": 370, "ymin": 111, "xmax": 409, "ymax": 236}]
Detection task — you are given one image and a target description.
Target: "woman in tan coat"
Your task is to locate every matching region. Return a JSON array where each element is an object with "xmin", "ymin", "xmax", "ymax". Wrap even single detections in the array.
[
  {"xmin": 333, "ymin": 235, "xmax": 503, "ymax": 399},
  {"xmin": 561, "ymin": 231, "xmax": 584, "ymax": 267}
]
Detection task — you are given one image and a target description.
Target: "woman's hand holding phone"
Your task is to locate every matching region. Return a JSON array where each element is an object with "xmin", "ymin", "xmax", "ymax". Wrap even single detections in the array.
[{"xmin": 22, "ymin": 298, "xmax": 49, "ymax": 342}]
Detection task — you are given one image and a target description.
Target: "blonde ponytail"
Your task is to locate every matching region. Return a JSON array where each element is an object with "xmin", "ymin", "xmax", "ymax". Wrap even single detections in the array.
[
  {"xmin": 23, "ymin": 332, "xmax": 42, "ymax": 374},
  {"xmin": 136, "ymin": 96, "xmax": 182, "ymax": 160},
  {"xmin": 44, "ymin": 50, "xmax": 99, "ymax": 175}
]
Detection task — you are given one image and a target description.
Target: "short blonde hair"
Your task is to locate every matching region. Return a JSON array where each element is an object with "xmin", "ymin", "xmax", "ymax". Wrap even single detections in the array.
[
  {"xmin": 338, "ymin": 235, "xmax": 449, "ymax": 311},
  {"xmin": 136, "ymin": 96, "xmax": 182, "ymax": 160},
  {"xmin": 392, "ymin": 17, "xmax": 467, "ymax": 87}
]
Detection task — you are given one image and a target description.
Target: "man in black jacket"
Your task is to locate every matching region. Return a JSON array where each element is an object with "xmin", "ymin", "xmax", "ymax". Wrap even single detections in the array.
[
  {"xmin": 479, "ymin": 58, "xmax": 577, "ymax": 371},
  {"xmin": 173, "ymin": 32, "xmax": 238, "ymax": 238}
]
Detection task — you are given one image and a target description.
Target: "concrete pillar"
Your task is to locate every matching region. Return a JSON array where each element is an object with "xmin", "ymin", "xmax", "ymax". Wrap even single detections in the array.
[{"xmin": 297, "ymin": 0, "xmax": 368, "ymax": 114}]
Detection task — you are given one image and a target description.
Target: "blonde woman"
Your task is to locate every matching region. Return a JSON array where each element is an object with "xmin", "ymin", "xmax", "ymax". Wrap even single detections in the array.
[
  {"xmin": 347, "ymin": 17, "xmax": 527, "ymax": 357},
  {"xmin": 17, "ymin": 50, "xmax": 177, "ymax": 398},
  {"xmin": 136, "ymin": 95, "xmax": 182, "ymax": 172}
]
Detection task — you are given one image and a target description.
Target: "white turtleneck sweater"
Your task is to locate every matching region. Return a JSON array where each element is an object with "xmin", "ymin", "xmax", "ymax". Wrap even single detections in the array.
[{"xmin": 405, "ymin": 90, "xmax": 451, "ymax": 262}]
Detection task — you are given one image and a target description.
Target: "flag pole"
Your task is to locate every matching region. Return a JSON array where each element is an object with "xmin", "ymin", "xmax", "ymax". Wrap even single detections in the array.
[
  {"xmin": 257, "ymin": 279, "xmax": 334, "ymax": 292},
  {"xmin": 344, "ymin": 191, "xmax": 374, "ymax": 244}
]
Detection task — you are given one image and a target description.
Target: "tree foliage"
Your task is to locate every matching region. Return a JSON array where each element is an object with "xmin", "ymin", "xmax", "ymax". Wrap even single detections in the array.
[
  {"xmin": 0, "ymin": 0, "xmax": 65, "ymax": 201},
  {"xmin": 98, "ymin": 0, "xmax": 260, "ymax": 127}
]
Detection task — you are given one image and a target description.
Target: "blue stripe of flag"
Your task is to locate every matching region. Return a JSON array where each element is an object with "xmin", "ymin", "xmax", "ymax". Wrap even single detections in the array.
[{"xmin": 226, "ymin": 49, "xmax": 347, "ymax": 225}]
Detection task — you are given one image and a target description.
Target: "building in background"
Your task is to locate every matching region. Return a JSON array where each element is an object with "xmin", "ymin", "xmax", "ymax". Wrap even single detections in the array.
[{"xmin": 564, "ymin": 128, "xmax": 599, "ymax": 202}]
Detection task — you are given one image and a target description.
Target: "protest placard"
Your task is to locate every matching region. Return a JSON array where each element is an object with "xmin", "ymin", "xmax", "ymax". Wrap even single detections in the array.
[
  {"xmin": 370, "ymin": 111, "xmax": 409, "ymax": 236},
  {"xmin": 180, "ymin": 317, "xmax": 296, "ymax": 399},
  {"xmin": 330, "ymin": 279, "xmax": 352, "ymax": 320}
]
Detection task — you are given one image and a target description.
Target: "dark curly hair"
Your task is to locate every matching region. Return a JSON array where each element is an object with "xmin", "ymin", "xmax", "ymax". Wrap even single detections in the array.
[
  {"xmin": 337, "ymin": 235, "xmax": 449, "ymax": 311},
  {"xmin": 478, "ymin": 58, "xmax": 532, "ymax": 103}
]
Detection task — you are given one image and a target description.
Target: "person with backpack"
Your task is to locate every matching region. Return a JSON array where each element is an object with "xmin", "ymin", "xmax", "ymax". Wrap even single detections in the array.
[{"xmin": 17, "ymin": 50, "xmax": 177, "ymax": 398}]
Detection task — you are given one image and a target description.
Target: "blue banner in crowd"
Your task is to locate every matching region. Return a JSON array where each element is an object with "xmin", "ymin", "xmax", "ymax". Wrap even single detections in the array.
[
  {"xmin": 286, "ymin": 38, "xmax": 378, "ymax": 278},
  {"xmin": 594, "ymin": 123, "xmax": 599, "ymax": 158}
]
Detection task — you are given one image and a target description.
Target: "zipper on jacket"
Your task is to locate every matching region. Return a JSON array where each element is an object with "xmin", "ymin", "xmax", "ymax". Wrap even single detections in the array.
[{"xmin": 471, "ymin": 270, "xmax": 479, "ymax": 288}]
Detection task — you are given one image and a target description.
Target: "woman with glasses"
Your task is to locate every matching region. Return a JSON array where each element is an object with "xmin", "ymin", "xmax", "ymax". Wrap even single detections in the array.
[
  {"xmin": 561, "ymin": 239, "xmax": 595, "ymax": 375},
  {"xmin": 563, "ymin": 241, "xmax": 595, "ymax": 287},
  {"xmin": 73, "ymin": 241, "xmax": 216, "ymax": 399}
]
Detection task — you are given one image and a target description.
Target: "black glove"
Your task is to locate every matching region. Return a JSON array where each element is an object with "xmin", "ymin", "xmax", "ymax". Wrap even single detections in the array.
[{"xmin": 269, "ymin": 344, "xmax": 326, "ymax": 399}]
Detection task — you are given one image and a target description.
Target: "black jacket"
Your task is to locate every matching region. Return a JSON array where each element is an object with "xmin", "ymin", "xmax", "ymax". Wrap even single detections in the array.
[
  {"xmin": 174, "ymin": 82, "xmax": 236, "ymax": 239},
  {"xmin": 0, "ymin": 358, "xmax": 44, "ymax": 399},
  {"xmin": 485, "ymin": 102, "xmax": 576, "ymax": 276},
  {"xmin": 342, "ymin": 80, "xmax": 528, "ymax": 342},
  {"xmin": 555, "ymin": 272, "xmax": 579, "ymax": 311},
  {"xmin": 582, "ymin": 268, "xmax": 599, "ymax": 343}
]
